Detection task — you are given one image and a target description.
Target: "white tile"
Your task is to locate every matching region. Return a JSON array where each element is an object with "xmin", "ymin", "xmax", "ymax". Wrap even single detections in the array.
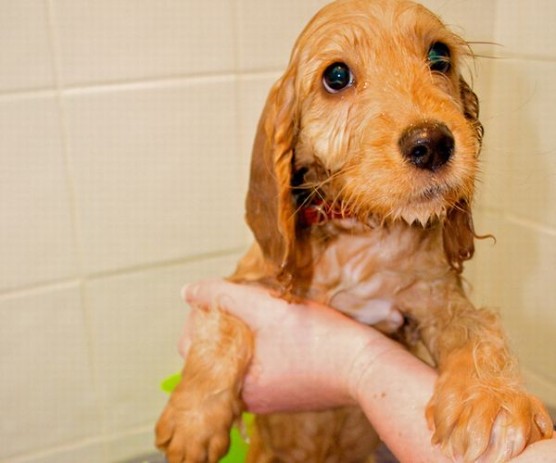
[
  {"xmin": 420, "ymin": 0, "xmax": 497, "ymax": 43},
  {"xmin": 523, "ymin": 369, "xmax": 556, "ymax": 411},
  {"xmin": 237, "ymin": 0, "xmax": 497, "ymax": 74},
  {"xmin": 464, "ymin": 211, "xmax": 505, "ymax": 309},
  {"xmin": 237, "ymin": 73, "xmax": 279, "ymax": 188},
  {"xmin": 508, "ymin": 60, "xmax": 556, "ymax": 228},
  {"xmin": 11, "ymin": 440, "xmax": 106, "ymax": 463},
  {"xmin": 0, "ymin": 1, "xmax": 56, "ymax": 92},
  {"xmin": 236, "ymin": 74, "xmax": 279, "ymax": 243},
  {"xmin": 471, "ymin": 58, "xmax": 512, "ymax": 213},
  {"xmin": 102, "ymin": 428, "xmax": 158, "ymax": 462},
  {"xmin": 237, "ymin": 0, "xmax": 322, "ymax": 72},
  {"xmin": 0, "ymin": 95, "xmax": 77, "ymax": 292},
  {"xmin": 64, "ymin": 79, "xmax": 248, "ymax": 275},
  {"xmin": 495, "ymin": 0, "xmax": 556, "ymax": 59},
  {"xmin": 52, "ymin": 0, "xmax": 235, "ymax": 86},
  {"xmin": 484, "ymin": 59, "xmax": 556, "ymax": 227},
  {"xmin": 0, "ymin": 285, "xmax": 100, "ymax": 459},
  {"xmin": 86, "ymin": 253, "xmax": 242, "ymax": 433},
  {"xmin": 469, "ymin": 213, "xmax": 556, "ymax": 386}
]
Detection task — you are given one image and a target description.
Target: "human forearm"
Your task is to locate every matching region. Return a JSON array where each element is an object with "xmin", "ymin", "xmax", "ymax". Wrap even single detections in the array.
[
  {"xmin": 349, "ymin": 336, "xmax": 556, "ymax": 463},
  {"xmin": 349, "ymin": 341, "xmax": 450, "ymax": 463},
  {"xmin": 511, "ymin": 436, "xmax": 556, "ymax": 462},
  {"xmin": 182, "ymin": 279, "xmax": 443, "ymax": 461},
  {"xmin": 182, "ymin": 280, "xmax": 556, "ymax": 462}
]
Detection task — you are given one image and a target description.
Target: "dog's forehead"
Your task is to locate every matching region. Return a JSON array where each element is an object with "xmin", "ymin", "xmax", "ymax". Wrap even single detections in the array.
[
  {"xmin": 295, "ymin": 0, "xmax": 455, "ymax": 60},
  {"xmin": 308, "ymin": 0, "xmax": 441, "ymax": 29}
]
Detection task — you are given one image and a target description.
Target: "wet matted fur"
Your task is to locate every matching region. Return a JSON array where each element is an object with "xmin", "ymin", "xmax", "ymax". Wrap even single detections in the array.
[{"xmin": 156, "ymin": 1, "xmax": 554, "ymax": 462}]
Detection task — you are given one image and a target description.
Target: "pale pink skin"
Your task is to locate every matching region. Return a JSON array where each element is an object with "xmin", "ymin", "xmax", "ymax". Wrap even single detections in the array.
[{"xmin": 180, "ymin": 279, "xmax": 556, "ymax": 463}]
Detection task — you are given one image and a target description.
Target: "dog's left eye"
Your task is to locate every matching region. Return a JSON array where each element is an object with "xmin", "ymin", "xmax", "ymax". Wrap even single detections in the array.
[
  {"xmin": 428, "ymin": 42, "xmax": 451, "ymax": 73},
  {"xmin": 322, "ymin": 62, "xmax": 354, "ymax": 93}
]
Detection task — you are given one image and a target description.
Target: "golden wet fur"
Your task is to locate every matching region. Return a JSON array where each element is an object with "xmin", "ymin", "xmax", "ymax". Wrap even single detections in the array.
[{"xmin": 156, "ymin": 0, "xmax": 554, "ymax": 461}]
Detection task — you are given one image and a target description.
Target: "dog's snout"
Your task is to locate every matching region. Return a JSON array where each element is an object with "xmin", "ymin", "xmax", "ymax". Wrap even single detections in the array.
[{"xmin": 399, "ymin": 122, "xmax": 455, "ymax": 171}]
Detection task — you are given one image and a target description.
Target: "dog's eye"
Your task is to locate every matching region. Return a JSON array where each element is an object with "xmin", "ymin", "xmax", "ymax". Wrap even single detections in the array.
[
  {"xmin": 428, "ymin": 42, "xmax": 451, "ymax": 73},
  {"xmin": 322, "ymin": 62, "xmax": 354, "ymax": 93}
]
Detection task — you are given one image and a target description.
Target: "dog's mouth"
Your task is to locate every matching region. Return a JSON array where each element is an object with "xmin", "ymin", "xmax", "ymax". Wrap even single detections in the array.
[
  {"xmin": 295, "ymin": 189, "xmax": 451, "ymax": 228},
  {"xmin": 292, "ymin": 160, "xmax": 466, "ymax": 228},
  {"xmin": 415, "ymin": 184, "xmax": 449, "ymax": 202},
  {"xmin": 294, "ymin": 191, "xmax": 456, "ymax": 231}
]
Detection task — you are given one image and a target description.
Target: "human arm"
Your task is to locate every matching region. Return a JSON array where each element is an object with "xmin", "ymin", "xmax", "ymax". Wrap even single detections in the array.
[{"xmin": 181, "ymin": 279, "xmax": 556, "ymax": 463}]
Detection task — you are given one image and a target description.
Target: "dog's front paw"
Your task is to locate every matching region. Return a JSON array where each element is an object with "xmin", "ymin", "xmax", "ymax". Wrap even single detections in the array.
[
  {"xmin": 156, "ymin": 388, "xmax": 241, "ymax": 463},
  {"xmin": 427, "ymin": 362, "xmax": 553, "ymax": 462}
]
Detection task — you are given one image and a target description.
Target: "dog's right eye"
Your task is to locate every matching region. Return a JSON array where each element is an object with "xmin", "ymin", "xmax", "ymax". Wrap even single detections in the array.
[
  {"xmin": 428, "ymin": 42, "xmax": 451, "ymax": 73},
  {"xmin": 322, "ymin": 62, "xmax": 353, "ymax": 93}
]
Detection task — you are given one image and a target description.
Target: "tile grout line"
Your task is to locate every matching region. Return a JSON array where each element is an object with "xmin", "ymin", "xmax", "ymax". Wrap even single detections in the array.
[
  {"xmin": 5, "ymin": 424, "xmax": 156, "ymax": 463},
  {"xmin": 477, "ymin": 206, "xmax": 556, "ymax": 237},
  {"xmin": 43, "ymin": 0, "xmax": 108, "ymax": 446},
  {"xmin": 60, "ymin": 69, "xmax": 285, "ymax": 95},
  {"xmin": 0, "ymin": 278, "xmax": 82, "ymax": 302},
  {"xmin": 0, "ymin": 246, "xmax": 247, "ymax": 301},
  {"xmin": 81, "ymin": 247, "xmax": 248, "ymax": 284},
  {"xmin": 0, "ymin": 70, "xmax": 285, "ymax": 102},
  {"xmin": 505, "ymin": 214, "xmax": 556, "ymax": 238},
  {"xmin": 43, "ymin": 0, "xmax": 85, "ymax": 291},
  {"xmin": 231, "ymin": 0, "xmax": 248, "ymax": 213}
]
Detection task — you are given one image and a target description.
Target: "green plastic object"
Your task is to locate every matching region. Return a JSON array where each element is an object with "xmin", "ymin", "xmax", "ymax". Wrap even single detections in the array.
[
  {"xmin": 160, "ymin": 373, "xmax": 182, "ymax": 393},
  {"xmin": 161, "ymin": 373, "xmax": 252, "ymax": 462}
]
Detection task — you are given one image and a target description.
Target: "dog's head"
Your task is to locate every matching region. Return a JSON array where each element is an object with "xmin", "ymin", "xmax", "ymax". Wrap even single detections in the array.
[{"xmin": 245, "ymin": 0, "xmax": 483, "ymax": 283}]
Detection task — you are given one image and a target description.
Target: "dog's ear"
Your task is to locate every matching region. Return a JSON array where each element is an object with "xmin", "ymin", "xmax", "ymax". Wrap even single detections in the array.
[
  {"xmin": 443, "ymin": 79, "xmax": 483, "ymax": 273},
  {"xmin": 443, "ymin": 200, "xmax": 476, "ymax": 274},
  {"xmin": 245, "ymin": 68, "xmax": 299, "ymax": 284},
  {"xmin": 459, "ymin": 77, "xmax": 484, "ymax": 149}
]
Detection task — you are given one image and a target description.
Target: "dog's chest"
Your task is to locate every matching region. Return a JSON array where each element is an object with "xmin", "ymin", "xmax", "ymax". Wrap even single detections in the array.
[{"xmin": 308, "ymin": 223, "xmax": 450, "ymax": 330}]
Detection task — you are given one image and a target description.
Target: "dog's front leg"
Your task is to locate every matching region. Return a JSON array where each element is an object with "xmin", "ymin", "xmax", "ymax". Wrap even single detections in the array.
[
  {"xmin": 156, "ymin": 306, "xmax": 253, "ymax": 463},
  {"xmin": 419, "ymin": 297, "xmax": 553, "ymax": 462}
]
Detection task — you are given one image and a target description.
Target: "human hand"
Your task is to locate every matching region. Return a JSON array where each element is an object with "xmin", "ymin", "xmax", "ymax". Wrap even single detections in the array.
[
  {"xmin": 180, "ymin": 279, "xmax": 401, "ymax": 414},
  {"xmin": 178, "ymin": 280, "xmax": 556, "ymax": 463}
]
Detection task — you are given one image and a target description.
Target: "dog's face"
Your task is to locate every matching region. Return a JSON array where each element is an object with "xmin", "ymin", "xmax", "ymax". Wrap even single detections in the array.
[
  {"xmin": 246, "ymin": 0, "xmax": 483, "ymax": 277},
  {"xmin": 293, "ymin": 0, "xmax": 481, "ymax": 225}
]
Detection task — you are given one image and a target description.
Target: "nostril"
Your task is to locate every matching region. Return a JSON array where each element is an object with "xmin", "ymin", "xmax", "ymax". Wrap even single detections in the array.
[
  {"xmin": 410, "ymin": 144, "xmax": 431, "ymax": 161},
  {"xmin": 437, "ymin": 134, "xmax": 455, "ymax": 162},
  {"xmin": 399, "ymin": 122, "xmax": 455, "ymax": 171}
]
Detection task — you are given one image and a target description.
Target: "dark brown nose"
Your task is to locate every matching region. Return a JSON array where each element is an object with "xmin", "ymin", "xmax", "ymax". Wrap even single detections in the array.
[{"xmin": 399, "ymin": 122, "xmax": 455, "ymax": 171}]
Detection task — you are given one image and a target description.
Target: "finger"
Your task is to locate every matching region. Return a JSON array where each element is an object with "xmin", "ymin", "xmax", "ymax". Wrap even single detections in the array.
[
  {"xmin": 182, "ymin": 278, "xmax": 351, "ymax": 336},
  {"xmin": 182, "ymin": 279, "xmax": 286, "ymax": 324}
]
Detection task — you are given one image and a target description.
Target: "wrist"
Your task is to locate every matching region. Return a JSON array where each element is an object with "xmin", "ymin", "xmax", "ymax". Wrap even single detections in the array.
[
  {"xmin": 312, "ymin": 319, "xmax": 384, "ymax": 407},
  {"xmin": 343, "ymin": 329, "xmax": 406, "ymax": 406}
]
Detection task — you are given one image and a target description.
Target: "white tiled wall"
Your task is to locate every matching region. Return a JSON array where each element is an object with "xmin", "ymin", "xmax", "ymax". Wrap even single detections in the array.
[
  {"xmin": 467, "ymin": 0, "xmax": 556, "ymax": 406},
  {"xmin": 1, "ymin": 1, "xmax": 554, "ymax": 462},
  {"xmin": 52, "ymin": 1, "xmax": 236, "ymax": 85},
  {"xmin": 0, "ymin": 2, "xmax": 55, "ymax": 92}
]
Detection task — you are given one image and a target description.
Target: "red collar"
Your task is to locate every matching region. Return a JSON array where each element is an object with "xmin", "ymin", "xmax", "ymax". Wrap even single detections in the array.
[{"xmin": 299, "ymin": 198, "xmax": 349, "ymax": 226}]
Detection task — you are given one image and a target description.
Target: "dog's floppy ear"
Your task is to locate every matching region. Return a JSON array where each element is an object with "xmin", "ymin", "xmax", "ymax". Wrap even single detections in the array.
[
  {"xmin": 443, "ymin": 200, "xmax": 476, "ymax": 273},
  {"xmin": 443, "ymin": 78, "xmax": 483, "ymax": 273},
  {"xmin": 245, "ymin": 68, "xmax": 299, "ymax": 284},
  {"xmin": 459, "ymin": 77, "xmax": 484, "ymax": 147}
]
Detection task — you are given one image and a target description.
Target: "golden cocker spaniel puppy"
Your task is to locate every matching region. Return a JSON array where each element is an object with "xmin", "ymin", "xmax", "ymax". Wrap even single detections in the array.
[{"xmin": 156, "ymin": 0, "xmax": 554, "ymax": 461}]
